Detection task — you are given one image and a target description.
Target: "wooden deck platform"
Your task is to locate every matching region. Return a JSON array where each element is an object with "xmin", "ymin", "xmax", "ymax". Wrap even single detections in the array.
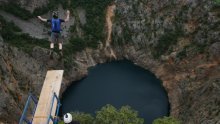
[{"xmin": 32, "ymin": 70, "xmax": 64, "ymax": 124}]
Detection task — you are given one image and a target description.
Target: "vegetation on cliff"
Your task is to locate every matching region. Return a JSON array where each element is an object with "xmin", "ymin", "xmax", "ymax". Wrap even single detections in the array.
[
  {"xmin": 214, "ymin": 0, "xmax": 220, "ymax": 4},
  {"xmin": 153, "ymin": 116, "xmax": 181, "ymax": 124},
  {"xmin": 0, "ymin": 15, "xmax": 48, "ymax": 53},
  {"xmin": 0, "ymin": 0, "xmax": 114, "ymax": 54},
  {"xmin": 59, "ymin": 104, "xmax": 179, "ymax": 124},
  {"xmin": 68, "ymin": 0, "xmax": 113, "ymax": 48},
  {"xmin": 152, "ymin": 28, "xmax": 184, "ymax": 59},
  {"xmin": 59, "ymin": 104, "xmax": 143, "ymax": 124},
  {"xmin": 0, "ymin": 3, "xmax": 32, "ymax": 20},
  {"xmin": 0, "ymin": 0, "xmax": 62, "ymax": 20}
]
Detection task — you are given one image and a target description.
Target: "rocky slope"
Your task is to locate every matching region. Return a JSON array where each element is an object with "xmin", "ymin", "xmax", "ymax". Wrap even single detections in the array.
[
  {"xmin": 112, "ymin": 0, "xmax": 220, "ymax": 123},
  {"xmin": 0, "ymin": 5, "xmax": 74, "ymax": 39},
  {"xmin": 0, "ymin": 0, "xmax": 48, "ymax": 12},
  {"xmin": 0, "ymin": 0, "xmax": 220, "ymax": 123},
  {"xmin": 0, "ymin": 38, "xmax": 45, "ymax": 122}
]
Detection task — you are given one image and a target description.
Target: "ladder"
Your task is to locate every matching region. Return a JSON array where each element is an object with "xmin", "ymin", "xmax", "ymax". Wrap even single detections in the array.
[
  {"xmin": 19, "ymin": 70, "xmax": 64, "ymax": 124},
  {"xmin": 19, "ymin": 92, "xmax": 61, "ymax": 124}
]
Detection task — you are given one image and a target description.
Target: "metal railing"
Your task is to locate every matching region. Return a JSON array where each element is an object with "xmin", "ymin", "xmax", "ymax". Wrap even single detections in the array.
[
  {"xmin": 19, "ymin": 93, "xmax": 38, "ymax": 124},
  {"xmin": 47, "ymin": 92, "xmax": 61, "ymax": 124}
]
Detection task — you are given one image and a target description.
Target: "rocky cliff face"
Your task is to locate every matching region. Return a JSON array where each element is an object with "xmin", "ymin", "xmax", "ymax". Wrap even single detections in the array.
[
  {"xmin": 0, "ymin": 37, "xmax": 47, "ymax": 122},
  {"xmin": 0, "ymin": 0, "xmax": 220, "ymax": 123},
  {"xmin": 9, "ymin": 0, "xmax": 48, "ymax": 12},
  {"xmin": 112, "ymin": 0, "xmax": 220, "ymax": 123}
]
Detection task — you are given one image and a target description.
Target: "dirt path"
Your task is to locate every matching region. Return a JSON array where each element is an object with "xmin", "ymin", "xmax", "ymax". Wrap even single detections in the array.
[{"xmin": 105, "ymin": 4, "xmax": 117, "ymax": 59}]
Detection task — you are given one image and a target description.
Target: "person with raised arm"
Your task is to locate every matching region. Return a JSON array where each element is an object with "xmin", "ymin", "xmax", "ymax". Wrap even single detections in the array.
[{"xmin": 38, "ymin": 10, "xmax": 70, "ymax": 58}]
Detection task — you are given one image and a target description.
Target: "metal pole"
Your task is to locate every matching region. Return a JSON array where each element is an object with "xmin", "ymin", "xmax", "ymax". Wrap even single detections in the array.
[
  {"xmin": 19, "ymin": 94, "xmax": 32, "ymax": 124},
  {"xmin": 47, "ymin": 93, "xmax": 56, "ymax": 124}
]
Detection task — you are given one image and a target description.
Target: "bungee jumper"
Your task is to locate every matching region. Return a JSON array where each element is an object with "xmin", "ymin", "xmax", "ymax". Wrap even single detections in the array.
[{"xmin": 37, "ymin": 10, "xmax": 70, "ymax": 59}]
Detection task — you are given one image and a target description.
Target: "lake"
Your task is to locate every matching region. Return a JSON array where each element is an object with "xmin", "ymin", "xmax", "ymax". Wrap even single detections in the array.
[{"xmin": 60, "ymin": 60, "xmax": 169, "ymax": 123}]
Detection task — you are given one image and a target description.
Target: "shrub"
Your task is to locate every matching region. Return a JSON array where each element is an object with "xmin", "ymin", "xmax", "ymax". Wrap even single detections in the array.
[
  {"xmin": 71, "ymin": 112, "xmax": 94, "ymax": 124},
  {"xmin": 0, "ymin": 15, "xmax": 48, "ymax": 53},
  {"xmin": 70, "ymin": 0, "xmax": 113, "ymax": 48},
  {"xmin": 152, "ymin": 28, "xmax": 183, "ymax": 59},
  {"xmin": 63, "ymin": 37, "xmax": 87, "ymax": 57},
  {"xmin": 59, "ymin": 104, "xmax": 144, "ymax": 124},
  {"xmin": 214, "ymin": 0, "xmax": 220, "ymax": 4},
  {"xmin": 0, "ymin": 3, "xmax": 33, "ymax": 20},
  {"xmin": 153, "ymin": 116, "xmax": 181, "ymax": 124},
  {"xmin": 95, "ymin": 104, "xmax": 144, "ymax": 124}
]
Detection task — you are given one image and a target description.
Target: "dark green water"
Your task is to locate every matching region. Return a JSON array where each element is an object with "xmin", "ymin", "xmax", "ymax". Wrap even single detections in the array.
[{"xmin": 60, "ymin": 60, "xmax": 169, "ymax": 123}]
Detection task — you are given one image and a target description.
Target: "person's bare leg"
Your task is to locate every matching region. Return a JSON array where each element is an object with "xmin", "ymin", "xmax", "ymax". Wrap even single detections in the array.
[
  {"xmin": 50, "ymin": 43, "xmax": 54, "ymax": 49},
  {"xmin": 50, "ymin": 43, "xmax": 54, "ymax": 54},
  {"xmin": 49, "ymin": 43, "xmax": 54, "ymax": 58},
  {"xmin": 58, "ymin": 43, "xmax": 62, "ymax": 50},
  {"xmin": 59, "ymin": 43, "xmax": 63, "ymax": 57}
]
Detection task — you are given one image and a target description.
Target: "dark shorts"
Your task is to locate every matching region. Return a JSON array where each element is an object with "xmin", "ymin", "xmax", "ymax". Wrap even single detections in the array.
[{"xmin": 51, "ymin": 32, "xmax": 63, "ymax": 43}]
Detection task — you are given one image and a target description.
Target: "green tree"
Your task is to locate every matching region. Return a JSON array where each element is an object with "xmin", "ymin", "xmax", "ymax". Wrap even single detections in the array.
[
  {"xmin": 59, "ymin": 104, "xmax": 144, "ymax": 124},
  {"xmin": 70, "ymin": 112, "xmax": 94, "ymax": 124},
  {"xmin": 95, "ymin": 104, "xmax": 144, "ymax": 124},
  {"xmin": 153, "ymin": 116, "xmax": 181, "ymax": 124}
]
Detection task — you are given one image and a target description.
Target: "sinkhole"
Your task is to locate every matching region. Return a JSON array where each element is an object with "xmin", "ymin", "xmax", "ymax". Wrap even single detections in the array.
[{"xmin": 60, "ymin": 60, "xmax": 170, "ymax": 123}]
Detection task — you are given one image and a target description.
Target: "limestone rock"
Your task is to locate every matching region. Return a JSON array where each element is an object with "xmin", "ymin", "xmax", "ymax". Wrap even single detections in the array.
[{"xmin": 209, "ymin": 42, "xmax": 220, "ymax": 62}]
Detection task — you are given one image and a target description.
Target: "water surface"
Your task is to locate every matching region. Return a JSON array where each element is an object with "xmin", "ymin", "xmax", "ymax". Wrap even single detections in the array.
[{"xmin": 60, "ymin": 60, "xmax": 169, "ymax": 123}]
